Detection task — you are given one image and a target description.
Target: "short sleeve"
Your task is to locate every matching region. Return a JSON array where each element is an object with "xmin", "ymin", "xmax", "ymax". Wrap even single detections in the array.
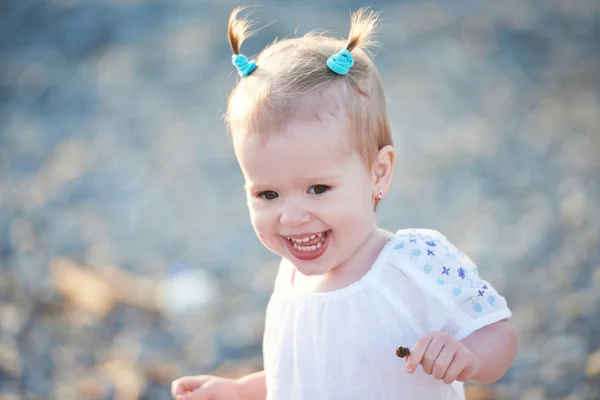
[{"xmin": 391, "ymin": 229, "xmax": 512, "ymax": 340}]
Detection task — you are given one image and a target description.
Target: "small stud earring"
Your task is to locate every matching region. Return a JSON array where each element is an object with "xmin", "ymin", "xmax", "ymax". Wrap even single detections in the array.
[{"xmin": 377, "ymin": 189, "xmax": 383, "ymax": 200}]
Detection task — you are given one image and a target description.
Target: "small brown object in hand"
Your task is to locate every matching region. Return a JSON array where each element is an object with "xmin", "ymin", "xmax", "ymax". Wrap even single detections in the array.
[{"xmin": 396, "ymin": 346, "xmax": 411, "ymax": 358}]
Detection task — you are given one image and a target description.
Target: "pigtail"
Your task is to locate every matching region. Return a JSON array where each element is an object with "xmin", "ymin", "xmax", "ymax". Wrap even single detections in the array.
[
  {"xmin": 228, "ymin": 7, "xmax": 255, "ymax": 55},
  {"xmin": 345, "ymin": 8, "xmax": 379, "ymax": 52},
  {"xmin": 228, "ymin": 7, "xmax": 258, "ymax": 78}
]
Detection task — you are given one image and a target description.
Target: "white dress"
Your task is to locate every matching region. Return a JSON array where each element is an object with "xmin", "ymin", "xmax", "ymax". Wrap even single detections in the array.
[{"xmin": 262, "ymin": 229, "xmax": 512, "ymax": 400}]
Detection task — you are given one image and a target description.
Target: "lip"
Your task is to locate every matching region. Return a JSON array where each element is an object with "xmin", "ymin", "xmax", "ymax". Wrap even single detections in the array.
[{"xmin": 284, "ymin": 230, "xmax": 330, "ymax": 261}]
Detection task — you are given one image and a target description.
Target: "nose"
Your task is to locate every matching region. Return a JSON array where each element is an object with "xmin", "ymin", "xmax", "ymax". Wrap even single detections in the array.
[{"xmin": 279, "ymin": 198, "xmax": 310, "ymax": 227}]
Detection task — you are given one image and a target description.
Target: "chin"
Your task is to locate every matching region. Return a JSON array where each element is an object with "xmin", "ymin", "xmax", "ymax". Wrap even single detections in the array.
[{"xmin": 291, "ymin": 262, "xmax": 331, "ymax": 277}]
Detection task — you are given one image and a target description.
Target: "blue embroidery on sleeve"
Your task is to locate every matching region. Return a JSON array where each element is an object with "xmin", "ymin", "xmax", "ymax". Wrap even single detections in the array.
[{"xmin": 391, "ymin": 230, "xmax": 502, "ymax": 317}]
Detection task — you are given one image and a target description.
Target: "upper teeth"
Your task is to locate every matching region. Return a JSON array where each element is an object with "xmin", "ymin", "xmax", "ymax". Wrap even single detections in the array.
[{"xmin": 287, "ymin": 233, "xmax": 322, "ymax": 243}]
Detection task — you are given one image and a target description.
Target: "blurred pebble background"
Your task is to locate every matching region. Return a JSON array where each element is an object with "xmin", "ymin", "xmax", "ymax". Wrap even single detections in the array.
[{"xmin": 0, "ymin": 0, "xmax": 599, "ymax": 399}]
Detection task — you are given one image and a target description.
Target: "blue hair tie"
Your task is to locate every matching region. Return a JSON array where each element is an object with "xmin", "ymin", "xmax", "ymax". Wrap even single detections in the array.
[
  {"xmin": 326, "ymin": 49, "xmax": 354, "ymax": 75},
  {"xmin": 232, "ymin": 54, "xmax": 257, "ymax": 77}
]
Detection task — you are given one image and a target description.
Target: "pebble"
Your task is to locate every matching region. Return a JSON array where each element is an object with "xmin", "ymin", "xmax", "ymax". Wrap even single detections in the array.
[{"xmin": 585, "ymin": 349, "xmax": 600, "ymax": 379}]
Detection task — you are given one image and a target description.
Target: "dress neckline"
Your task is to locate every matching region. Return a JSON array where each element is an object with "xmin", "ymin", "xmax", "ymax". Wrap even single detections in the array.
[{"xmin": 283, "ymin": 235, "xmax": 395, "ymax": 301}]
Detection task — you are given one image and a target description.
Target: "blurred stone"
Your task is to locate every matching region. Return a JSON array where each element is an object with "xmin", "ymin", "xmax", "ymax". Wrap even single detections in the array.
[
  {"xmin": 156, "ymin": 265, "xmax": 219, "ymax": 316},
  {"xmin": 522, "ymin": 387, "xmax": 547, "ymax": 400},
  {"xmin": 0, "ymin": 395, "xmax": 21, "ymax": 400},
  {"xmin": 51, "ymin": 381, "xmax": 78, "ymax": 400},
  {"xmin": 593, "ymin": 266, "xmax": 600, "ymax": 289},
  {"xmin": 585, "ymin": 349, "xmax": 600, "ymax": 379},
  {"xmin": 556, "ymin": 290, "xmax": 594, "ymax": 320},
  {"xmin": 182, "ymin": 330, "xmax": 219, "ymax": 370},
  {"xmin": 9, "ymin": 218, "xmax": 37, "ymax": 254},
  {"xmin": 209, "ymin": 357, "xmax": 263, "ymax": 380},
  {"xmin": 464, "ymin": 385, "xmax": 500, "ymax": 400},
  {"xmin": 560, "ymin": 190, "xmax": 587, "ymax": 228},
  {"xmin": 76, "ymin": 373, "xmax": 112, "ymax": 399},
  {"xmin": 564, "ymin": 393, "xmax": 587, "ymax": 400},
  {"xmin": 96, "ymin": 265, "xmax": 160, "ymax": 311},
  {"xmin": 50, "ymin": 257, "xmax": 115, "ymax": 316},
  {"xmin": 218, "ymin": 312, "xmax": 265, "ymax": 349},
  {"xmin": 101, "ymin": 358, "xmax": 146, "ymax": 400},
  {"xmin": 0, "ymin": 336, "xmax": 22, "ymax": 379},
  {"xmin": 141, "ymin": 362, "xmax": 181, "ymax": 385},
  {"xmin": 0, "ymin": 303, "xmax": 27, "ymax": 335},
  {"xmin": 539, "ymin": 334, "xmax": 586, "ymax": 383},
  {"xmin": 507, "ymin": 306, "xmax": 543, "ymax": 345}
]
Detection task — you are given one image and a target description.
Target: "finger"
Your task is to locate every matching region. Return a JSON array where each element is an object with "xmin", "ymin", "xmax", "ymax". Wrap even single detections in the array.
[
  {"xmin": 406, "ymin": 334, "xmax": 433, "ymax": 373},
  {"xmin": 455, "ymin": 357, "xmax": 475, "ymax": 382},
  {"xmin": 178, "ymin": 386, "xmax": 214, "ymax": 400},
  {"xmin": 422, "ymin": 339, "xmax": 445, "ymax": 375},
  {"xmin": 443, "ymin": 353, "xmax": 471, "ymax": 384},
  {"xmin": 171, "ymin": 376, "xmax": 210, "ymax": 397},
  {"xmin": 442, "ymin": 355, "xmax": 466, "ymax": 384},
  {"xmin": 432, "ymin": 345, "xmax": 456, "ymax": 380}
]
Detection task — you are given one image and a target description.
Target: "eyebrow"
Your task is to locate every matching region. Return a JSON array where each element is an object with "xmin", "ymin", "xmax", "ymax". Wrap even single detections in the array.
[{"xmin": 244, "ymin": 174, "xmax": 341, "ymax": 191}]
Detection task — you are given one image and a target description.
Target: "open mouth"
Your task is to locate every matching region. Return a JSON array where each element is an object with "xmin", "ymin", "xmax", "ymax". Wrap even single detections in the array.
[{"xmin": 285, "ymin": 230, "xmax": 330, "ymax": 261}]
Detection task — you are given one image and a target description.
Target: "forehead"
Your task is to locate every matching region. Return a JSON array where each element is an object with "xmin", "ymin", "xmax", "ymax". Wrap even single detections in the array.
[{"xmin": 234, "ymin": 116, "xmax": 357, "ymax": 185}]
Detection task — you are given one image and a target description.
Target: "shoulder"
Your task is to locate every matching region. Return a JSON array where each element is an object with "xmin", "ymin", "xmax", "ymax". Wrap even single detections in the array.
[
  {"xmin": 383, "ymin": 228, "xmax": 511, "ymax": 338},
  {"xmin": 388, "ymin": 228, "xmax": 471, "ymax": 268},
  {"xmin": 385, "ymin": 228, "xmax": 508, "ymax": 315},
  {"xmin": 387, "ymin": 228, "xmax": 479, "ymax": 286}
]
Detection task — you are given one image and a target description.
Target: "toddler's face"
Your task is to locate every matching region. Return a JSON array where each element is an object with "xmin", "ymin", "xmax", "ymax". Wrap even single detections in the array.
[{"xmin": 234, "ymin": 115, "xmax": 378, "ymax": 277}]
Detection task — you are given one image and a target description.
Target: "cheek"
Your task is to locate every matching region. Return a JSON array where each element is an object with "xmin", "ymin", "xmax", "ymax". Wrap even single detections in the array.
[
  {"xmin": 247, "ymin": 203, "xmax": 273, "ymax": 235},
  {"xmin": 325, "ymin": 191, "xmax": 374, "ymax": 234}
]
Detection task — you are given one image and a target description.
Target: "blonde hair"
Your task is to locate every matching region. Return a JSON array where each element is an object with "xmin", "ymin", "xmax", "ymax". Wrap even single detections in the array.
[{"xmin": 225, "ymin": 8, "xmax": 392, "ymax": 167}]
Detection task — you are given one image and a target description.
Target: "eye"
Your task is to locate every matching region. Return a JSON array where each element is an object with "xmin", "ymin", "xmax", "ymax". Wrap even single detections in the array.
[
  {"xmin": 256, "ymin": 190, "xmax": 279, "ymax": 200},
  {"xmin": 307, "ymin": 185, "xmax": 330, "ymax": 195}
]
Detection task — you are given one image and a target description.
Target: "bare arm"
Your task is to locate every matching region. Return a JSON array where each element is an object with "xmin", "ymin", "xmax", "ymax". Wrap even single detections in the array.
[
  {"xmin": 461, "ymin": 319, "xmax": 518, "ymax": 384},
  {"xmin": 237, "ymin": 370, "xmax": 266, "ymax": 400}
]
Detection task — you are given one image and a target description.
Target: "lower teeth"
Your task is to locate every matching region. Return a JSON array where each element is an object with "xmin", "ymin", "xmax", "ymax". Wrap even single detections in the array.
[{"xmin": 292, "ymin": 232, "xmax": 326, "ymax": 251}]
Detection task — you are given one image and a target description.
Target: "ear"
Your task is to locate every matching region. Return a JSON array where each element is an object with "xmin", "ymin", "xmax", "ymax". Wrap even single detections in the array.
[{"xmin": 371, "ymin": 145, "xmax": 395, "ymax": 197}]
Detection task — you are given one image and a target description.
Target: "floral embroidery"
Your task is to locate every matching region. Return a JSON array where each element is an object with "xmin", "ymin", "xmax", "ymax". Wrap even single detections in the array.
[{"xmin": 393, "ymin": 230, "xmax": 501, "ymax": 318}]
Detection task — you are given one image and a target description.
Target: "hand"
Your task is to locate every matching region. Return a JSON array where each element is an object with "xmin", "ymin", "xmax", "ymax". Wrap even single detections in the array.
[
  {"xmin": 405, "ymin": 332, "xmax": 478, "ymax": 384},
  {"xmin": 171, "ymin": 375, "xmax": 244, "ymax": 400}
]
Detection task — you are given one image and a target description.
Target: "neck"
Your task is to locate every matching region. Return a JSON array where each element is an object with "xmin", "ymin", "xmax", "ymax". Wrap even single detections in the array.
[{"xmin": 296, "ymin": 225, "xmax": 391, "ymax": 293}]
